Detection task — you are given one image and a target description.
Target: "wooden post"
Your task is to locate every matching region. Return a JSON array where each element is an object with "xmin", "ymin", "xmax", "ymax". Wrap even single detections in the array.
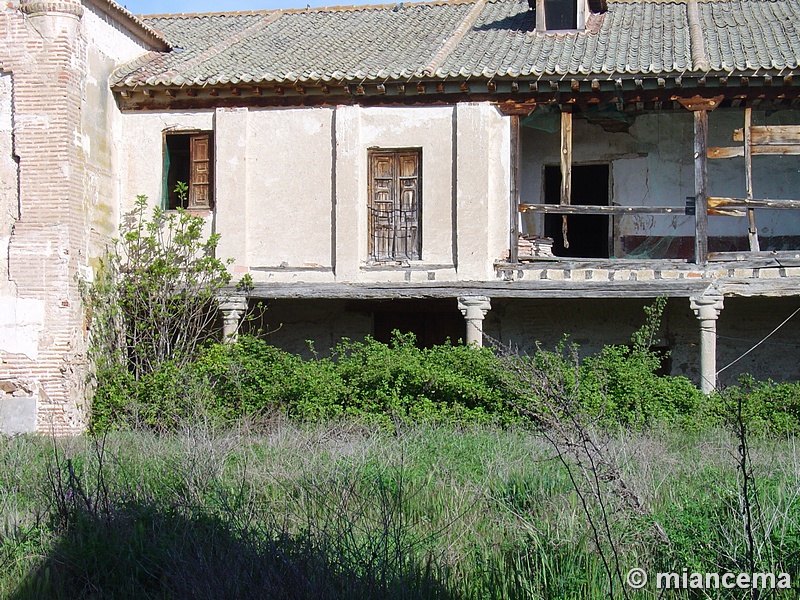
[
  {"xmin": 509, "ymin": 115, "xmax": 520, "ymax": 263},
  {"xmin": 694, "ymin": 109, "xmax": 709, "ymax": 264},
  {"xmin": 560, "ymin": 109, "xmax": 573, "ymax": 249},
  {"xmin": 744, "ymin": 107, "xmax": 761, "ymax": 251}
]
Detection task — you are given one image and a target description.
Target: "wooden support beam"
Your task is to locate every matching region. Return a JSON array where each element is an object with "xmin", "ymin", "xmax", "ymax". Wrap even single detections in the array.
[
  {"xmin": 509, "ymin": 115, "xmax": 520, "ymax": 264},
  {"xmin": 707, "ymin": 146, "xmax": 744, "ymax": 159},
  {"xmin": 519, "ymin": 204, "xmax": 687, "ymax": 215},
  {"xmin": 709, "ymin": 144, "xmax": 800, "ymax": 157},
  {"xmin": 733, "ymin": 124, "xmax": 800, "ymax": 145},
  {"xmin": 560, "ymin": 110, "xmax": 573, "ymax": 248},
  {"xmin": 694, "ymin": 110, "xmax": 709, "ymax": 264},
  {"xmin": 744, "ymin": 107, "xmax": 760, "ymax": 251},
  {"xmin": 708, "ymin": 197, "xmax": 800, "ymax": 210}
]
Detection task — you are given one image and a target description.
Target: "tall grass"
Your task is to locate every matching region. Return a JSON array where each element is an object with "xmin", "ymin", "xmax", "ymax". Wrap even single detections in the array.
[{"xmin": 1, "ymin": 422, "xmax": 798, "ymax": 599}]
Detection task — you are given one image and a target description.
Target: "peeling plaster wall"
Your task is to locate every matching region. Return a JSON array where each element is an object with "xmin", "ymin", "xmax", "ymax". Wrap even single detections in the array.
[
  {"xmin": 119, "ymin": 111, "xmax": 215, "ymax": 214},
  {"xmin": 81, "ymin": 3, "xmax": 153, "ymax": 263},
  {"xmin": 521, "ymin": 109, "xmax": 800, "ymax": 247}
]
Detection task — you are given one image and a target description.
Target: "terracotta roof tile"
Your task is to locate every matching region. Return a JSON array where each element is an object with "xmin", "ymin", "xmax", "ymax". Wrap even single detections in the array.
[{"xmin": 111, "ymin": 0, "xmax": 800, "ymax": 89}]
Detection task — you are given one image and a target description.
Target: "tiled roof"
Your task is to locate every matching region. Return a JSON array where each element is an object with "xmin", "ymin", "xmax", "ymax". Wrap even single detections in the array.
[
  {"xmin": 111, "ymin": 0, "xmax": 800, "ymax": 88},
  {"xmin": 700, "ymin": 0, "xmax": 800, "ymax": 71}
]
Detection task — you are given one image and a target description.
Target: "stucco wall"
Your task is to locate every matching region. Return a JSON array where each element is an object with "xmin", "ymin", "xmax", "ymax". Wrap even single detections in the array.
[
  {"xmin": 171, "ymin": 102, "xmax": 513, "ymax": 285},
  {"xmin": 81, "ymin": 2, "xmax": 154, "ymax": 258},
  {"xmin": 119, "ymin": 111, "xmax": 215, "ymax": 213}
]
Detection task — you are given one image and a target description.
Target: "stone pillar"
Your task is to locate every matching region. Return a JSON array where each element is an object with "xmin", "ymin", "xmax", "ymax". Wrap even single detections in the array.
[
  {"xmin": 690, "ymin": 291, "xmax": 725, "ymax": 394},
  {"xmin": 458, "ymin": 296, "xmax": 491, "ymax": 346},
  {"xmin": 219, "ymin": 296, "xmax": 247, "ymax": 342}
]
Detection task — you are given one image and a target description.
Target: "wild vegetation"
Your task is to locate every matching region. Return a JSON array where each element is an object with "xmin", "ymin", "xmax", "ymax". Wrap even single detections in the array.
[
  {"xmin": 3, "ymin": 195, "xmax": 791, "ymax": 597},
  {"xmin": 1, "ymin": 422, "xmax": 798, "ymax": 599}
]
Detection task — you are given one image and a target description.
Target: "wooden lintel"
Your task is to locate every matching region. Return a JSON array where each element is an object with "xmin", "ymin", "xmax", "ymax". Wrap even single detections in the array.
[{"xmin": 677, "ymin": 94, "xmax": 724, "ymax": 111}]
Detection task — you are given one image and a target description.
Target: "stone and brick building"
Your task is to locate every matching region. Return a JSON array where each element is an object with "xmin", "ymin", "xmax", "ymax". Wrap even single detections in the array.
[{"xmin": 2, "ymin": 0, "xmax": 800, "ymax": 433}]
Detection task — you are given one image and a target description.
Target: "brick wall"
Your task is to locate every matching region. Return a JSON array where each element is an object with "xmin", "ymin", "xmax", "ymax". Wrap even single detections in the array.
[{"xmin": 0, "ymin": 3, "xmax": 89, "ymax": 434}]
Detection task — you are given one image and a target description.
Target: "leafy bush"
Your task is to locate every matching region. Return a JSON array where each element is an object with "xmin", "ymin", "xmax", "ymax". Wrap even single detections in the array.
[
  {"xmin": 712, "ymin": 375, "xmax": 800, "ymax": 435},
  {"xmin": 89, "ymin": 292, "xmax": 799, "ymax": 435},
  {"xmin": 82, "ymin": 194, "xmax": 231, "ymax": 384},
  {"xmin": 332, "ymin": 334, "xmax": 512, "ymax": 426}
]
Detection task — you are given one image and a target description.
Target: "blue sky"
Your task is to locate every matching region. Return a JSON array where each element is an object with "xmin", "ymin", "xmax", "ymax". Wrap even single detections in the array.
[{"xmin": 121, "ymin": 0, "xmax": 378, "ymax": 15}]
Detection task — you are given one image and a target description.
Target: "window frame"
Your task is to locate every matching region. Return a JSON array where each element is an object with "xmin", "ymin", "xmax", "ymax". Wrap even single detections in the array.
[
  {"xmin": 162, "ymin": 130, "xmax": 213, "ymax": 211},
  {"xmin": 367, "ymin": 147, "xmax": 422, "ymax": 262}
]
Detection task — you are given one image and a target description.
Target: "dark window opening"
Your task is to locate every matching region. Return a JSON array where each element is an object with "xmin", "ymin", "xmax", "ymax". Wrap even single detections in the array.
[
  {"xmin": 163, "ymin": 132, "xmax": 212, "ymax": 210},
  {"xmin": 368, "ymin": 149, "xmax": 421, "ymax": 261},
  {"xmin": 543, "ymin": 0, "xmax": 577, "ymax": 29},
  {"xmin": 544, "ymin": 164, "xmax": 610, "ymax": 258},
  {"xmin": 373, "ymin": 300, "xmax": 463, "ymax": 348}
]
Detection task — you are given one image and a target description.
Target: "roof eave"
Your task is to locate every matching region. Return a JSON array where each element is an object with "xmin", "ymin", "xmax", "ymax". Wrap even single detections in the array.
[{"xmin": 83, "ymin": 0, "xmax": 172, "ymax": 51}]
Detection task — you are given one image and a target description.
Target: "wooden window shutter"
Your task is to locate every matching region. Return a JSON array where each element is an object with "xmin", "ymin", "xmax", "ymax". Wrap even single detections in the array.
[
  {"xmin": 189, "ymin": 133, "xmax": 211, "ymax": 209},
  {"xmin": 368, "ymin": 149, "xmax": 421, "ymax": 261}
]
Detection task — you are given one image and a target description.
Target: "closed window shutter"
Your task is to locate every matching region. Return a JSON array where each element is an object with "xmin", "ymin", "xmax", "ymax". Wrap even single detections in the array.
[
  {"xmin": 189, "ymin": 134, "xmax": 211, "ymax": 209},
  {"xmin": 368, "ymin": 150, "xmax": 420, "ymax": 261}
]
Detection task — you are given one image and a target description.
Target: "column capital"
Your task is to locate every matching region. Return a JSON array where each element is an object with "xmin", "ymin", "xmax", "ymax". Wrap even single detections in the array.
[
  {"xmin": 219, "ymin": 295, "xmax": 248, "ymax": 342},
  {"xmin": 690, "ymin": 291, "xmax": 724, "ymax": 321},
  {"xmin": 458, "ymin": 296, "xmax": 492, "ymax": 347},
  {"xmin": 218, "ymin": 295, "xmax": 248, "ymax": 314},
  {"xmin": 457, "ymin": 295, "xmax": 492, "ymax": 318}
]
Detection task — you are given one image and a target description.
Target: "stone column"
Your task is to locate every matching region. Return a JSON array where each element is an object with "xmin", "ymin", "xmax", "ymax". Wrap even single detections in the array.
[
  {"xmin": 458, "ymin": 296, "xmax": 491, "ymax": 346},
  {"xmin": 690, "ymin": 291, "xmax": 725, "ymax": 394},
  {"xmin": 219, "ymin": 296, "xmax": 248, "ymax": 342}
]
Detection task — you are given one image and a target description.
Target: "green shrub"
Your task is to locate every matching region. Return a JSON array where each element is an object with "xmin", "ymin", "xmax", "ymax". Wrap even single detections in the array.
[
  {"xmin": 580, "ymin": 344, "xmax": 708, "ymax": 429},
  {"xmin": 332, "ymin": 333, "xmax": 514, "ymax": 427},
  {"xmin": 713, "ymin": 375, "xmax": 800, "ymax": 435}
]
